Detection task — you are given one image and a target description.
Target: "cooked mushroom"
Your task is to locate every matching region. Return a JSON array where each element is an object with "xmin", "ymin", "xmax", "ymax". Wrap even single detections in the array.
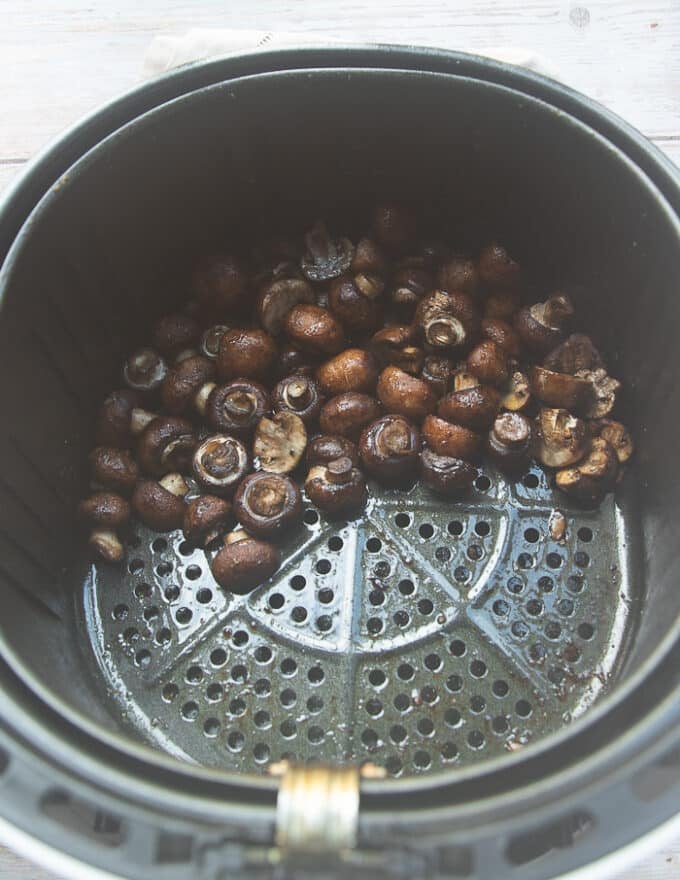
[
  {"xmin": 544, "ymin": 334, "xmax": 605, "ymax": 375},
  {"xmin": 300, "ymin": 221, "xmax": 354, "ymax": 282},
  {"xmin": 152, "ymin": 313, "xmax": 201, "ymax": 360},
  {"xmin": 419, "ymin": 448, "xmax": 477, "ymax": 495},
  {"xmin": 371, "ymin": 203, "xmax": 416, "ymax": 251},
  {"xmin": 501, "ymin": 370, "xmax": 531, "ymax": 412},
  {"xmin": 413, "ymin": 289, "xmax": 481, "ymax": 352},
  {"xmin": 351, "ymin": 237, "xmax": 388, "ymax": 275},
  {"xmin": 317, "ymin": 348, "xmax": 379, "ymax": 396},
  {"xmin": 437, "ymin": 254, "xmax": 480, "ymax": 298},
  {"xmin": 88, "ymin": 530, "xmax": 125, "ymax": 563},
  {"xmin": 257, "ymin": 278, "xmax": 315, "ymax": 335},
  {"xmin": 89, "ymin": 447, "xmax": 139, "ymax": 495},
  {"xmin": 95, "ymin": 389, "xmax": 145, "ymax": 448},
  {"xmin": 161, "ymin": 355, "xmax": 216, "ymax": 415},
  {"xmin": 514, "ymin": 294, "xmax": 574, "ymax": 356},
  {"xmin": 437, "ymin": 385, "xmax": 501, "ymax": 431},
  {"xmin": 389, "ymin": 265, "xmax": 433, "ymax": 318},
  {"xmin": 376, "ymin": 366, "xmax": 437, "ymax": 422},
  {"xmin": 200, "ymin": 324, "xmax": 230, "ymax": 359},
  {"xmin": 278, "ymin": 345, "xmax": 317, "ymax": 379},
  {"xmin": 191, "ymin": 253, "xmax": 248, "ymax": 314},
  {"xmin": 254, "ymin": 412, "xmax": 307, "ymax": 474},
  {"xmin": 183, "ymin": 495, "xmax": 233, "ymax": 546},
  {"xmin": 328, "ymin": 274, "xmax": 384, "ymax": 334},
  {"xmin": 217, "ymin": 329, "xmax": 278, "ymax": 382},
  {"xmin": 574, "ymin": 368, "xmax": 621, "ymax": 418},
  {"xmin": 123, "ymin": 348, "xmax": 167, "ymax": 393},
  {"xmin": 422, "ymin": 415, "xmax": 482, "ymax": 462},
  {"xmin": 533, "ymin": 408, "xmax": 589, "ymax": 468},
  {"xmin": 319, "ymin": 392, "xmax": 382, "ymax": 440},
  {"xmin": 273, "ymin": 375, "xmax": 322, "ymax": 424},
  {"xmin": 421, "ymin": 355, "xmax": 455, "ymax": 396},
  {"xmin": 481, "ymin": 318, "xmax": 521, "ymax": 358},
  {"xmin": 137, "ymin": 416, "xmax": 196, "ymax": 477},
  {"xmin": 206, "ymin": 380, "xmax": 270, "ymax": 438},
  {"xmin": 486, "ymin": 412, "xmax": 534, "ymax": 472},
  {"xmin": 306, "ymin": 435, "xmax": 360, "ymax": 467},
  {"xmin": 477, "ymin": 242, "xmax": 520, "ymax": 288},
  {"xmin": 370, "ymin": 326, "xmax": 424, "ymax": 375},
  {"xmin": 79, "ymin": 492, "xmax": 131, "ymax": 529},
  {"xmin": 452, "ymin": 369, "xmax": 481, "ymax": 391},
  {"xmin": 484, "ymin": 289, "xmax": 521, "ymax": 322},
  {"xmin": 131, "ymin": 473, "xmax": 189, "ymax": 531},
  {"xmin": 192, "ymin": 434, "xmax": 251, "ymax": 496},
  {"xmin": 359, "ymin": 415, "xmax": 421, "ymax": 485},
  {"xmin": 413, "ymin": 239, "xmax": 451, "ymax": 270},
  {"xmin": 530, "ymin": 365, "xmax": 594, "ymax": 412},
  {"xmin": 590, "ymin": 418, "xmax": 634, "ymax": 464},
  {"xmin": 211, "ymin": 528, "xmax": 281, "ymax": 594},
  {"xmin": 284, "ymin": 304, "xmax": 346, "ymax": 356},
  {"xmin": 466, "ymin": 340, "xmax": 510, "ymax": 387},
  {"xmin": 234, "ymin": 472, "xmax": 302, "ymax": 537},
  {"xmin": 555, "ymin": 438, "xmax": 618, "ymax": 502},
  {"xmin": 304, "ymin": 458, "xmax": 367, "ymax": 515}
]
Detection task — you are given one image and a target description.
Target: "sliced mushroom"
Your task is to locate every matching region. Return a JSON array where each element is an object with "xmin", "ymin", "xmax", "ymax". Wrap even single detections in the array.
[
  {"xmin": 533, "ymin": 408, "xmax": 589, "ymax": 468},
  {"xmin": 183, "ymin": 495, "xmax": 233, "ymax": 546},
  {"xmin": 477, "ymin": 242, "xmax": 520, "ymax": 288},
  {"xmin": 481, "ymin": 318, "xmax": 521, "ymax": 358},
  {"xmin": 514, "ymin": 294, "xmax": 574, "ymax": 356},
  {"xmin": 317, "ymin": 348, "xmax": 379, "ymax": 396},
  {"xmin": 486, "ymin": 412, "xmax": 534, "ymax": 473},
  {"xmin": 422, "ymin": 415, "xmax": 482, "ymax": 462},
  {"xmin": 501, "ymin": 369, "xmax": 531, "ymax": 412},
  {"xmin": 284, "ymin": 304, "xmax": 346, "ymax": 356},
  {"xmin": 437, "ymin": 385, "xmax": 501, "ymax": 431},
  {"xmin": 376, "ymin": 366, "xmax": 437, "ymax": 422},
  {"xmin": 217, "ymin": 329, "xmax": 278, "ymax": 382},
  {"xmin": 95, "ymin": 389, "xmax": 144, "ymax": 448},
  {"xmin": 574, "ymin": 368, "xmax": 621, "ymax": 418},
  {"xmin": 555, "ymin": 438, "xmax": 618, "ymax": 502},
  {"xmin": 530, "ymin": 365, "xmax": 594, "ymax": 412},
  {"xmin": 192, "ymin": 434, "xmax": 251, "ymax": 496},
  {"xmin": 413, "ymin": 289, "xmax": 481, "ymax": 352},
  {"xmin": 300, "ymin": 221, "xmax": 355, "ymax": 282},
  {"xmin": 89, "ymin": 447, "xmax": 139, "ymax": 495},
  {"xmin": 421, "ymin": 355, "xmax": 455, "ymax": 396},
  {"xmin": 254, "ymin": 412, "xmax": 307, "ymax": 474},
  {"xmin": 437, "ymin": 254, "xmax": 480, "ymax": 298},
  {"xmin": 328, "ymin": 274, "xmax": 384, "ymax": 334},
  {"xmin": 419, "ymin": 448, "xmax": 477, "ymax": 495},
  {"xmin": 257, "ymin": 277, "xmax": 315, "ymax": 335},
  {"xmin": 161, "ymin": 355, "xmax": 216, "ymax": 415},
  {"xmin": 371, "ymin": 203, "xmax": 416, "ymax": 251},
  {"xmin": 211, "ymin": 528, "xmax": 281, "ymax": 594},
  {"xmin": 200, "ymin": 324, "xmax": 230, "ymax": 359},
  {"xmin": 206, "ymin": 380, "xmax": 270, "ymax": 438},
  {"xmin": 466, "ymin": 340, "xmax": 509, "ymax": 387},
  {"xmin": 306, "ymin": 435, "xmax": 360, "ymax": 468},
  {"xmin": 359, "ymin": 415, "xmax": 421, "ymax": 485},
  {"xmin": 319, "ymin": 393, "xmax": 382, "ymax": 440},
  {"xmin": 305, "ymin": 458, "xmax": 367, "ymax": 515},
  {"xmin": 137, "ymin": 417, "xmax": 196, "ymax": 477},
  {"xmin": 123, "ymin": 348, "xmax": 167, "ymax": 393},
  {"xmin": 234, "ymin": 472, "xmax": 302, "ymax": 537},
  {"xmin": 544, "ymin": 333, "xmax": 605, "ymax": 375},
  {"xmin": 152, "ymin": 313, "xmax": 201, "ymax": 360},
  {"xmin": 191, "ymin": 253, "xmax": 248, "ymax": 313},
  {"xmin": 131, "ymin": 473, "xmax": 189, "ymax": 531},
  {"xmin": 273, "ymin": 375, "xmax": 322, "ymax": 424},
  {"xmin": 590, "ymin": 418, "xmax": 634, "ymax": 464}
]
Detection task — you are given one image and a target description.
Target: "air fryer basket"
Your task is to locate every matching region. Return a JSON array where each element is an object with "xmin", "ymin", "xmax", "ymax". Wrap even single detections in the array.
[{"xmin": 0, "ymin": 49, "xmax": 678, "ymax": 880}]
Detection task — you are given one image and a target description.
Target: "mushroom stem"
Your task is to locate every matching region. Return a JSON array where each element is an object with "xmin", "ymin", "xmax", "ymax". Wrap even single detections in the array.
[
  {"xmin": 284, "ymin": 377, "xmax": 312, "ymax": 408},
  {"xmin": 326, "ymin": 456, "xmax": 354, "ymax": 485},
  {"xmin": 159, "ymin": 473, "xmax": 189, "ymax": 497},
  {"xmin": 89, "ymin": 529, "xmax": 124, "ymax": 563},
  {"xmin": 249, "ymin": 477, "xmax": 288, "ymax": 516},
  {"xmin": 194, "ymin": 381, "xmax": 217, "ymax": 417},
  {"xmin": 225, "ymin": 527, "xmax": 249, "ymax": 546},
  {"xmin": 130, "ymin": 408, "xmax": 158, "ymax": 435},
  {"xmin": 224, "ymin": 390, "xmax": 256, "ymax": 419},
  {"xmin": 379, "ymin": 420, "xmax": 412, "ymax": 456},
  {"xmin": 425, "ymin": 316, "xmax": 466, "ymax": 348}
]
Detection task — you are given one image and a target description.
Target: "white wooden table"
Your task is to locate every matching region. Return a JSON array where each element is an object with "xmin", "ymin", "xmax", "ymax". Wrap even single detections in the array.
[{"xmin": 0, "ymin": 1, "xmax": 678, "ymax": 877}]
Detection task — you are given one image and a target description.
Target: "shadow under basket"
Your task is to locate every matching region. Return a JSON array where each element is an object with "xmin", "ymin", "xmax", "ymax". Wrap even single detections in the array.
[{"xmin": 0, "ymin": 50, "xmax": 678, "ymax": 880}]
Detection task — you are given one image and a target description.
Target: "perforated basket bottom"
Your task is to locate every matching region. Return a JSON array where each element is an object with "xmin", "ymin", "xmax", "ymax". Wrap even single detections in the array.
[{"xmin": 81, "ymin": 463, "xmax": 635, "ymax": 778}]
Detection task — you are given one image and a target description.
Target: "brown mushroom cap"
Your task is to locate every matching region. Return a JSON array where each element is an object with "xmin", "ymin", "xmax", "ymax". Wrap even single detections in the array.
[
  {"xmin": 389, "ymin": 265, "xmax": 433, "ymax": 316},
  {"xmin": 555, "ymin": 438, "xmax": 618, "ymax": 502},
  {"xmin": 530, "ymin": 365, "xmax": 594, "ymax": 412},
  {"xmin": 371, "ymin": 203, "xmax": 416, "ymax": 251},
  {"xmin": 414, "ymin": 289, "xmax": 481, "ymax": 351},
  {"xmin": 123, "ymin": 348, "xmax": 167, "ymax": 392},
  {"xmin": 437, "ymin": 386, "xmax": 501, "ymax": 431},
  {"xmin": 319, "ymin": 393, "xmax": 382, "ymax": 440},
  {"xmin": 257, "ymin": 278, "xmax": 315, "ymax": 336},
  {"xmin": 514, "ymin": 294, "xmax": 574, "ymax": 356},
  {"xmin": 422, "ymin": 415, "xmax": 482, "ymax": 462},
  {"xmin": 481, "ymin": 318, "xmax": 521, "ymax": 358},
  {"xmin": 254, "ymin": 412, "xmax": 308, "ymax": 474},
  {"xmin": 317, "ymin": 348, "xmax": 379, "ymax": 396},
  {"xmin": 466, "ymin": 340, "xmax": 509, "ymax": 387},
  {"xmin": 78, "ymin": 492, "xmax": 130, "ymax": 528},
  {"xmin": 376, "ymin": 366, "xmax": 437, "ymax": 422},
  {"xmin": 217, "ymin": 329, "xmax": 278, "ymax": 382},
  {"xmin": 95, "ymin": 389, "xmax": 144, "ymax": 448},
  {"xmin": 533, "ymin": 408, "xmax": 589, "ymax": 468},
  {"xmin": 477, "ymin": 242, "xmax": 521, "ymax": 288},
  {"xmin": 484, "ymin": 289, "xmax": 521, "ymax": 322},
  {"xmin": 359, "ymin": 415, "xmax": 421, "ymax": 485},
  {"xmin": 591, "ymin": 418, "xmax": 634, "ymax": 464},
  {"xmin": 211, "ymin": 531, "xmax": 280, "ymax": 594},
  {"xmin": 273, "ymin": 375, "xmax": 322, "ymax": 424},
  {"xmin": 192, "ymin": 434, "xmax": 251, "ymax": 496},
  {"xmin": 421, "ymin": 355, "xmax": 455, "ymax": 396},
  {"xmin": 370, "ymin": 326, "xmax": 424, "ymax": 375},
  {"xmin": 437, "ymin": 254, "xmax": 480, "ymax": 297},
  {"xmin": 306, "ymin": 435, "xmax": 360, "ymax": 467},
  {"xmin": 206, "ymin": 380, "xmax": 270, "ymax": 438},
  {"xmin": 183, "ymin": 495, "xmax": 233, "ymax": 546},
  {"xmin": 283, "ymin": 304, "xmax": 346, "ymax": 356},
  {"xmin": 137, "ymin": 416, "xmax": 196, "ymax": 477},
  {"xmin": 234, "ymin": 472, "xmax": 302, "ymax": 538},
  {"xmin": 486, "ymin": 412, "xmax": 534, "ymax": 472},
  {"xmin": 161, "ymin": 355, "xmax": 216, "ymax": 415},
  {"xmin": 89, "ymin": 447, "xmax": 139, "ymax": 495},
  {"xmin": 328, "ymin": 275, "xmax": 384, "ymax": 334},
  {"xmin": 200, "ymin": 324, "xmax": 230, "ymax": 359},
  {"xmin": 304, "ymin": 461, "xmax": 367, "ymax": 515},
  {"xmin": 277, "ymin": 346, "xmax": 317, "ymax": 379},
  {"xmin": 300, "ymin": 221, "xmax": 355, "ymax": 282},
  {"xmin": 574, "ymin": 368, "xmax": 621, "ymax": 418},
  {"xmin": 501, "ymin": 370, "xmax": 532, "ymax": 412},
  {"xmin": 191, "ymin": 254, "xmax": 248, "ymax": 313},
  {"xmin": 132, "ymin": 477, "xmax": 188, "ymax": 531},
  {"xmin": 152, "ymin": 313, "xmax": 201, "ymax": 359},
  {"xmin": 419, "ymin": 448, "xmax": 477, "ymax": 495},
  {"xmin": 89, "ymin": 530, "xmax": 125, "ymax": 563},
  {"xmin": 351, "ymin": 237, "xmax": 388, "ymax": 275},
  {"xmin": 544, "ymin": 334, "xmax": 605, "ymax": 375}
]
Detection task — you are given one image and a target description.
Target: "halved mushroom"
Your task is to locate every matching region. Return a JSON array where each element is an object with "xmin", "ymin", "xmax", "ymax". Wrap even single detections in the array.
[
  {"xmin": 254, "ymin": 412, "xmax": 307, "ymax": 474},
  {"xmin": 413, "ymin": 289, "xmax": 481, "ymax": 352},
  {"xmin": 161, "ymin": 355, "xmax": 216, "ymax": 415},
  {"xmin": 200, "ymin": 324, "xmax": 230, "ymax": 360},
  {"xmin": 376, "ymin": 366, "xmax": 437, "ymax": 422},
  {"xmin": 371, "ymin": 203, "xmax": 416, "ymax": 252},
  {"xmin": 533, "ymin": 408, "xmax": 589, "ymax": 468},
  {"xmin": 206, "ymin": 380, "xmax": 270, "ymax": 438},
  {"xmin": 486, "ymin": 412, "xmax": 534, "ymax": 473},
  {"xmin": 437, "ymin": 254, "xmax": 480, "ymax": 298},
  {"xmin": 422, "ymin": 415, "xmax": 482, "ymax": 462},
  {"xmin": 419, "ymin": 448, "xmax": 477, "ymax": 495},
  {"xmin": 477, "ymin": 242, "xmax": 520, "ymax": 289},
  {"xmin": 574, "ymin": 368, "xmax": 621, "ymax": 418},
  {"xmin": 211, "ymin": 528, "xmax": 281, "ymax": 594},
  {"xmin": 359, "ymin": 415, "xmax": 421, "ymax": 485},
  {"xmin": 317, "ymin": 348, "xmax": 379, "ymax": 396},
  {"xmin": 234, "ymin": 472, "xmax": 302, "ymax": 538},
  {"xmin": 137, "ymin": 417, "xmax": 196, "ymax": 477},
  {"xmin": 421, "ymin": 355, "xmax": 455, "ymax": 397},
  {"xmin": 300, "ymin": 221, "xmax": 355, "ymax": 282},
  {"xmin": 514, "ymin": 294, "xmax": 574, "ymax": 356},
  {"xmin": 466, "ymin": 340, "xmax": 509, "ymax": 387},
  {"xmin": 543, "ymin": 333, "xmax": 604, "ymax": 375},
  {"xmin": 257, "ymin": 277, "xmax": 315, "ymax": 335},
  {"xmin": 328, "ymin": 274, "xmax": 384, "ymax": 334},
  {"xmin": 530, "ymin": 365, "xmax": 594, "ymax": 412},
  {"xmin": 152, "ymin": 313, "xmax": 201, "ymax": 360},
  {"xmin": 95, "ymin": 389, "xmax": 145, "ymax": 448},
  {"xmin": 590, "ymin": 418, "xmax": 634, "ymax": 464},
  {"xmin": 273, "ymin": 375, "xmax": 322, "ymax": 424},
  {"xmin": 501, "ymin": 370, "xmax": 531, "ymax": 412},
  {"xmin": 123, "ymin": 348, "xmax": 167, "ymax": 393},
  {"xmin": 217, "ymin": 329, "xmax": 278, "ymax": 382},
  {"xmin": 481, "ymin": 318, "xmax": 521, "ymax": 358},
  {"xmin": 304, "ymin": 458, "xmax": 367, "ymax": 515},
  {"xmin": 191, "ymin": 253, "xmax": 248, "ymax": 314},
  {"xmin": 89, "ymin": 447, "xmax": 139, "ymax": 495},
  {"xmin": 437, "ymin": 385, "xmax": 501, "ymax": 431},
  {"xmin": 319, "ymin": 393, "xmax": 382, "ymax": 440},
  {"xmin": 351, "ymin": 237, "xmax": 388, "ymax": 276},
  {"xmin": 183, "ymin": 495, "xmax": 233, "ymax": 546},
  {"xmin": 284, "ymin": 304, "xmax": 346, "ymax": 356},
  {"xmin": 192, "ymin": 434, "xmax": 251, "ymax": 496},
  {"xmin": 555, "ymin": 438, "xmax": 618, "ymax": 502},
  {"xmin": 131, "ymin": 473, "xmax": 189, "ymax": 531}
]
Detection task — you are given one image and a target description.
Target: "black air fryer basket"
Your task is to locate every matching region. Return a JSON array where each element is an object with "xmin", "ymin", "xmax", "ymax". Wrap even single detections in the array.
[{"xmin": 0, "ymin": 48, "xmax": 678, "ymax": 880}]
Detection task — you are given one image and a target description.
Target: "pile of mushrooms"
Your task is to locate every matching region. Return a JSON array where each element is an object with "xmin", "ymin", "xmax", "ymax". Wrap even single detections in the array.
[{"xmin": 79, "ymin": 205, "xmax": 633, "ymax": 593}]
